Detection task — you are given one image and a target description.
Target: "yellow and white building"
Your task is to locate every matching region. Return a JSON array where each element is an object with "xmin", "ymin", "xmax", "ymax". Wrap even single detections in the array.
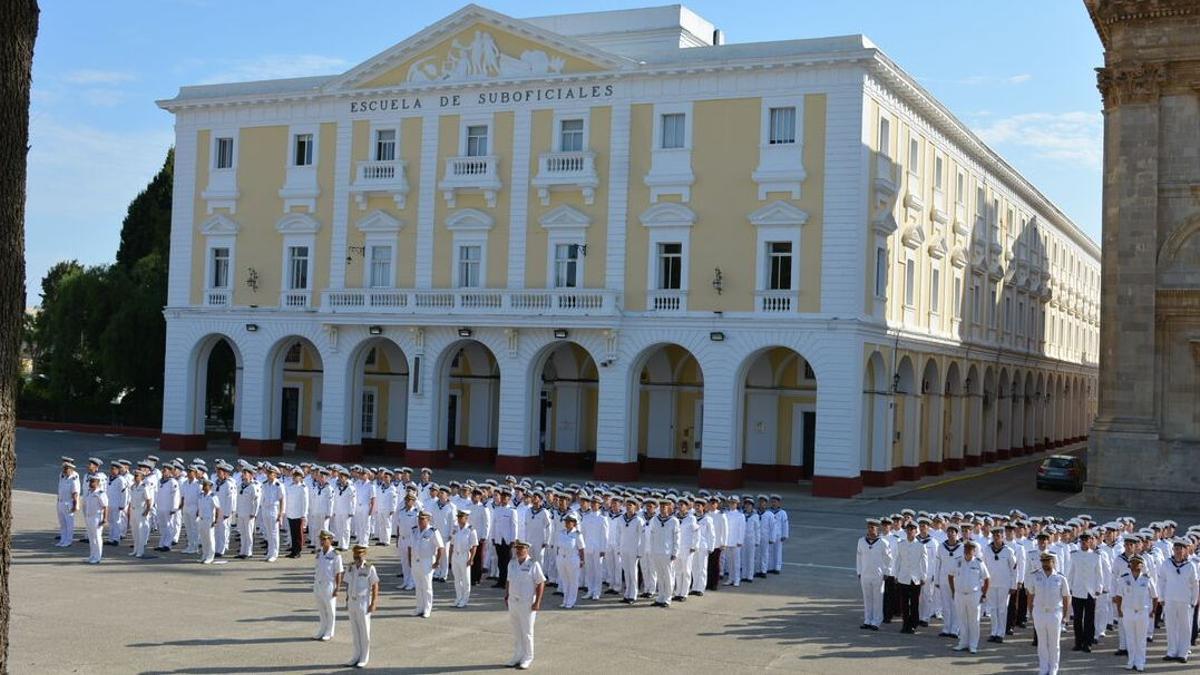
[{"xmin": 156, "ymin": 4, "xmax": 1099, "ymax": 495}]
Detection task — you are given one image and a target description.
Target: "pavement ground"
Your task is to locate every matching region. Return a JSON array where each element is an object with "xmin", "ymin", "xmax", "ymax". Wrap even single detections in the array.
[{"xmin": 8, "ymin": 429, "xmax": 1198, "ymax": 674}]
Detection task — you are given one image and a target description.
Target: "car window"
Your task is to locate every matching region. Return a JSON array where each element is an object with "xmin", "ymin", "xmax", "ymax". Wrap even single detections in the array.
[{"xmin": 1044, "ymin": 457, "xmax": 1074, "ymax": 469}]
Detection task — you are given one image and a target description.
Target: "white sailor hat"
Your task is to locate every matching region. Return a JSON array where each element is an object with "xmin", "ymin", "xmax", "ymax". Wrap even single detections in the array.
[
  {"xmin": 866, "ymin": 518, "xmax": 882, "ymax": 526},
  {"xmin": 200, "ymin": 477, "xmax": 213, "ymax": 486},
  {"xmin": 962, "ymin": 540, "xmax": 979, "ymax": 549},
  {"xmin": 457, "ymin": 509, "xmax": 471, "ymax": 517},
  {"xmin": 192, "ymin": 458, "xmax": 206, "ymax": 465},
  {"xmin": 60, "ymin": 456, "xmax": 75, "ymax": 464},
  {"xmin": 563, "ymin": 512, "xmax": 578, "ymax": 522},
  {"xmin": 417, "ymin": 510, "xmax": 432, "ymax": 518},
  {"xmin": 87, "ymin": 457, "xmax": 102, "ymax": 466},
  {"xmin": 137, "ymin": 461, "xmax": 153, "ymax": 470}
]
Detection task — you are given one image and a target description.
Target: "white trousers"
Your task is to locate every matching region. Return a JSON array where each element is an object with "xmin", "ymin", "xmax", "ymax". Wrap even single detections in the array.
[
  {"xmin": 606, "ymin": 548, "xmax": 621, "ymax": 590},
  {"xmin": 197, "ymin": 518, "xmax": 215, "ymax": 563},
  {"xmin": 373, "ymin": 512, "xmax": 392, "ymax": 546},
  {"xmin": 652, "ymin": 554, "xmax": 675, "ymax": 605},
  {"xmin": 920, "ymin": 579, "xmax": 937, "ymax": 621},
  {"xmin": 772, "ymin": 538, "xmax": 784, "ymax": 571},
  {"xmin": 508, "ymin": 604, "xmax": 536, "ymax": 665},
  {"xmin": 724, "ymin": 546, "xmax": 742, "ymax": 586},
  {"xmin": 134, "ymin": 514, "xmax": 152, "ymax": 557},
  {"xmin": 451, "ymin": 555, "xmax": 472, "ymax": 606},
  {"xmin": 1165, "ymin": 600, "xmax": 1193, "ymax": 659},
  {"xmin": 691, "ymin": 548, "xmax": 710, "ymax": 593},
  {"xmin": 743, "ymin": 542, "xmax": 757, "ymax": 579},
  {"xmin": 215, "ymin": 516, "xmax": 231, "ymax": 555},
  {"xmin": 584, "ymin": 551, "xmax": 604, "ymax": 599},
  {"xmin": 86, "ymin": 518, "xmax": 103, "ymax": 562},
  {"xmin": 348, "ymin": 600, "xmax": 371, "ymax": 666},
  {"xmin": 672, "ymin": 551, "xmax": 694, "ymax": 598},
  {"xmin": 955, "ymin": 593, "xmax": 982, "ymax": 650},
  {"xmin": 640, "ymin": 556, "xmax": 657, "ymax": 595},
  {"xmin": 261, "ymin": 511, "xmax": 280, "ymax": 559},
  {"xmin": 1032, "ymin": 609, "xmax": 1063, "ymax": 675},
  {"xmin": 436, "ymin": 534, "xmax": 452, "ymax": 578},
  {"xmin": 759, "ymin": 541, "xmax": 773, "ymax": 574},
  {"xmin": 182, "ymin": 508, "xmax": 199, "ymax": 552},
  {"xmin": 110, "ymin": 506, "xmax": 128, "ymax": 542},
  {"xmin": 620, "ymin": 552, "xmax": 639, "ymax": 600},
  {"xmin": 352, "ymin": 510, "xmax": 372, "ymax": 545},
  {"xmin": 331, "ymin": 513, "xmax": 352, "ymax": 550},
  {"xmin": 237, "ymin": 514, "xmax": 256, "ymax": 557},
  {"xmin": 861, "ymin": 575, "xmax": 884, "ymax": 626},
  {"xmin": 987, "ymin": 589, "xmax": 1010, "ymax": 637},
  {"xmin": 556, "ymin": 557, "xmax": 581, "ymax": 608},
  {"xmin": 157, "ymin": 509, "xmax": 177, "ymax": 548},
  {"xmin": 397, "ymin": 540, "xmax": 414, "ymax": 589},
  {"xmin": 1122, "ymin": 610, "xmax": 1149, "ymax": 669},
  {"xmin": 413, "ymin": 560, "xmax": 434, "ymax": 616},
  {"xmin": 56, "ymin": 502, "xmax": 75, "ymax": 545},
  {"xmin": 938, "ymin": 582, "xmax": 959, "ymax": 635},
  {"xmin": 314, "ymin": 581, "xmax": 336, "ymax": 639},
  {"xmin": 309, "ymin": 513, "xmax": 329, "ymax": 550}
]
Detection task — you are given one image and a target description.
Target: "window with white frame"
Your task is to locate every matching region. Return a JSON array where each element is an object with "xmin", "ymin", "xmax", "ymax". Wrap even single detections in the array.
[
  {"xmin": 908, "ymin": 137, "xmax": 921, "ymax": 175},
  {"xmin": 934, "ymin": 155, "xmax": 944, "ymax": 192},
  {"xmin": 374, "ymin": 129, "xmax": 396, "ymax": 161},
  {"xmin": 956, "ymin": 172, "xmax": 965, "ymax": 204},
  {"xmin": 361, "ymin": 389, "xmax": 377, "ymax": 438},
  {"xmin": 553, "ymin": 243, "xmax": 580, "ymax": 288},
  {"xmin": 661, "ymin": 113, "xmax": 685, "ymax": 149},
  {"xmin": 559, "ymin": 119, "xmax": 584, "ymax": 152},
  {"xmin": 1017, "ymin": 300, "xmax": 1025, "ymax": 335},
  {"xmin": 878, "ymin": 117, "xmax": 890, "ymax": 156},
  {"xmin": 456, "ymin": 244, "xmax": 482, "ymax": 288},
  {"xmin": 768, "ymin": 107, "xmax": 796, "ymax": 145},
  {"xmin": 904, "ymin": 256, "xmax": 916, "ymax": 307},
  {"xmin": 466, "ymin": 125, "xmax": 489, "ymax": 157},
  {"xmin": 874, "ymin": 247, "xmax": 888, "ymax": 298},
  {"xmin": 972, "ymin": 281, "xmax": 981, "ymax": 324},
  {"xmin": 990, "ymin": 287, "xmax": 998, "ymax": 327},
  {"xmin": 293, "ymin": 133, "xmax": 314, "ymax": 167},
  {"xmin": 930, "ymin": 267, "xmax": 941, "ymax": 314},
  {"xmin": 368, "ymin": 244, "xmax": 393, "ymax": 288},
  {"xmin": 766, "ymin": 241, "xmax": 793, "ymax": 290},
  {"xmin": 210, "ymin": 247, "xmax": 230, "ymax": 289},
  {"xmin": 287, "ymin": 245, "xmax": 310, "ymax": 290},
  {"xmin": 657, "ymin": 242, "xmax": 683, "ymax": 289},
  {"xmin": 214, "ymin": 137, "xmax": 235, "ymax": 170},
  {"xmin": 1004, "ymin": 295, "xmax": 1012, "ymax": 331},
  {"xmin": 953, "ymin": 276, "xmax": 962, "ymax": 319}
]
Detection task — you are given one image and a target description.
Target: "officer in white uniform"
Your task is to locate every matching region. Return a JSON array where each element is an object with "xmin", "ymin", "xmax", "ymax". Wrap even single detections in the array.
[
  {"xmin": 343, "ymin": 544, "xmax": 379, "ymax": 669},
  {"xmin": 331, "ymin": 470, "xmax": 357, "ymax": 551},
  {"xmin": 394, "ymin": 492, "xmax": 420, "ymax": 590},
  {"xmin": 260, "ymin": 465, "xmax": 286, "ymax": 562},
  {"xmin": 935, "ymin": 524, "xmax": 965, "ymax": 637},
  {"xmin": 691, "ymin": 497, "xmax": 716, "ymax": 596},
  {"xmin": 432, "ymin": 487, "xmax": 458, "ymax": 581},
  {"xmin": 83, "ymin": 475, "xmax": 108, "ymax": 564},
  {"xmin": 410, "ymin": 511, "xmax": 445, "ymax": 618},
  {"xmin": 56, "ymin": 461, "xmax": 81, "ymax": 547},
  {"xmin": 285, "ymin": 467, "xmax": 309, "ymax": 558},
  {"xmin": 449, "ymin": 509, "xmax": 479, "ymax": 608},
  {"xmin": 105, "ymin": 461, "xmax": 129, "ymax": 544},
  {"xmin": 129, "ymin": 462, "xmax": 155, "ymax": 558},
  {"xmin": 949, "ymin": 540, "xmax": 990, "ymax": 653},
  {"xmin": 196, "ymin": 477, "xmax": 219, "ymax": 564},
  {"xmin": 1027, "ymin": 551, "xmax": 1071, "ymax": 675},
  {"xmin": 154, "ymin": 463, "xmax": 181, "ymax": 551},
  {"xmin": 984, "ymin": 527, "xmax": 1019, "ymax": 643},
  {"xmin": 312, "ymin": 530, "xmax": 344, "ymax": 641},
  {"xmin": 505, "ymin": 540, "xmax": 546, "ymax": 670},
  {"xmin": 352, "ymin": 468, "xmax": 375, "ymax": 547},
  {"xmin": 616, "ymin": 497, "xmax": 645, "ymax": 604},
  {"xmin": 723, "ymin": 496, "xmax": 745, "ymax": 587},
  {"xmin": 647, "ymin": 498, "xmax": 681, "ymax": 607},
  {"xmin": 212, "ymin": 462, "xmax": 235, "ymax": 557},
  {"xmin": 374, "ymin": 469, "xmax": 397, "ymax": 547},
  {"xmin": 235, "ymin": 467, "xmax": 262, "ymax": 559},
  {"xmin": 1114, "ymin": 554, "xmax": 1158, "ymax": 672},
  {"xmin": 768, "ymin": 494, "xmax": 789, "ymax": 573},
  {"xmin": 1067, "ymin": 530, "xmax": 1103, "ymax": 652},
  {"xmin": 489, "ymin": 488, "xmax": 516, "ymax": 589},
  {"xmin": 1158, "ymin": 539, "xmax": 1199, "ymax": 663},
  {"xmin": 555, "ymin": 512, "xmax": 586, "ymax": 609},
  {"xmin": 179, "ymin": 465, "xmax": 202, "ymax": 554},
  {"xmin": 309, "ymin": 469, "xmax": 334, "ymax": 551}
]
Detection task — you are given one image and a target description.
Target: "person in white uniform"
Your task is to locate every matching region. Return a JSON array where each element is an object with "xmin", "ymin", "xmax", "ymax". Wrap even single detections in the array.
[
  {"xmin": 83, "ymin": 475, "xmax": 108, "ymax": 564},
  {"xmin": 194, "ymin": 478, "xmax": 219, "ymax": 564},
  {"xmin": 615, "ymin": 497, "xmax": 645, "ymax": 604},
  {"xmin": 343, "ymin": 544, "xmax": 379, "ymax": 669},
  {"xmin": 285, "ymin": 467, "xmax": 309, "ymax": 558},
  {"xmin": 555, "ymin": 513, "xmax": 586, "ymax": 609},
  {"xmin": 949, "ymin": 540, "xmax": 990, "ymax": 654},
  {"xmin": 332, "ymin": 470, "xmax": 357, "ymax": 551},
  {"xmin": 55, "ymin": 461, "xmax": 80, "ymax": 547},
  {"xmin": 768, "ymin": 495, "xmax": 789, "ymax": 573},
  {"xmin": 105, "ymin": 461, "xmax": 129, "ymax": 545},
  {"xmin": 308, "ymin": 468, "xmax": 334, "ymax": 551},
  {"xmin": 374, "ymin": 470, "xmax": 397, "ymax": 547},
  {"xmin": 410, "ymin": 511, "xmax": 445, "ymax": 618},
  {"xmin": 449, "ymin": 509, "xmax": 479, "ymax": 608},
  {"xmin": 154, "ymin": 463, "xmax": 180, "ymax": 552},
  {"xmin": 723, "ymin": 496, "xmax": 745, "ymax": 587},
  {"xmin": 235, "ymin": 467, "xmax": 262, "ymax": 559},
  {"xmin": 505, "ymin": 540, "xmax": 546, "ymax": 670},
  {"xmin": 857, "ymin": 518, "xmax": 891, "ymax": 630},
  {"xmin": 1114, "ymin": 555, "xmax": 1158, "ymax": 672},
  {"xmin": 1157, "ymin": 539, "xmax": 1199, "ymax": 663},
  {"xmin": 212, "ymin": 462, "xmax": 235, "ymax": 557},
  {"xmin": 260, "ymin": 465, "xmax": 286, "ymax": 563},
  {"xmin": 394, "ymin": 492, "xmax": 420, "ymax": 591},
  {"xmin": 647, "ymin": 498, "xmax": 681, "ymax": 607},
  {"xmin": 129, "ymin": 462, "xmax": 155, "ymax": 558},
  {"xmin": 312, "ymin": 530, "xmax": 344, "ymax": 641},
  {"xmin": 1027, "ymin": 551, "xmax": 1071, "ymax": 675},
  {"xmin": 179, "ymin": 465, "xmax": 202, "ymax": 554},
  {"xmin": 984, "ymin": 527, "xmax": 1019, "ymax": 643}
]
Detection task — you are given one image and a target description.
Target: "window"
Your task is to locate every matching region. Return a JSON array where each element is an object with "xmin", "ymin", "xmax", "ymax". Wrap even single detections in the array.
[
  {"xmin": 657, "ymin": 242, "xmax": 682, "ymax": 289},
  {"xmin": 953, "ymin": 277, "xmax": 962, "ymax": 319},
  {"xmin": 976, "ymin": 186, "xmax": 986, "ymax": 219},
  {"xmin": 1004, "ymin": 296, "xmax": 1012, "ymax": 331},
  {"xmin": 908, "ymin": 137, "xmax": 920, "ymax": 174},
  {"xmin": 767, "ymin": 241, "xmax": 793, "ymax": 290},
  {"xmin": 559, "ymin": 119, "xmax": 584, "ymax": 152},
  {"xmin": 874, "ymin": 247, "xmax": 888, "ymax": 298},
  {"xmin": 878, "ymin": 117, "xmax": 891, "ymax": 156},
  {"xmin": 210, "ymin": 247, "xmax": 230, "ymax": 289},
  {"xmin": 661, "ymin": 113, "xmax": 685, "ymax": 149},
  {"xmin": 553, "ymin": 243, "xmax": 580, "ymax": 288},
  {"xmin": 768, "ymin": 107, "xmax": 796, "ymax": 145},
  {"xmin": 904, "ymin": 257, "xmax": 915, "ymax": 307},
  {"xmin": 972, "ymin": 281, "xmax": 981, "ymax": 323},
  {"xmin": 215, "ymin": 137, "xmax": 234, "ymax": 169},
  {"xmin": 466, "ymin": 125, "xmax": 488, "ymax": 157},
  {"xmin": 287, "ymin": 245, "xmax": 309, "ymax": 290},
  {"xmin": 365, "ymin": 348, "xmax": 376, "ymax": 366},
  {"xmin": 368, "ymin": 245, "xmax": 392, "ymax": 288},
  {"xmin": 374, "ymin": 129, "xmax": 396, "ymax": 161},
  {"xmin": 361, "ymin": 389, "xmax": 376, "ymax": 438},
  {"xmin": 457, "ymin": 245, "xmax": 481, "ymax": 288},
  {"xmin": 293, "ymin": 133, "xmax": 314, "ymax": 166},
  {"xmin": 990, "ymin": 287, "xmax": 998, "ymax": 327},
  {"xmin": 956, "ymin": 172, "xmax": 965, "ymax": 204},
  {"xmin": 934, "ymin": 155, "xmax": 944, "ymax": 191},
  {"xmin": 1018, "ymin": 300, "xmax": 1025, "ymax": 334},
  {"xmin": 930, "ymin": 268, "xmax": 940, "ymax": 313},
  {"xmin": 285, "ymin": 343, "xmax": 301, "ymax": 363}
]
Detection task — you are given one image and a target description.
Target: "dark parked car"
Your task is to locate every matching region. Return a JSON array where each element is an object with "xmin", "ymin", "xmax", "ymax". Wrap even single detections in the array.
[{"xmin": 1036, "ymin": 455, "xmax": 1087, "ymax": 492}]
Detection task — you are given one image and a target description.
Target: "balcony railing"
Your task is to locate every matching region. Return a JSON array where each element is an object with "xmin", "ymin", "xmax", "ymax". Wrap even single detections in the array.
[
  {"xmin": 533, "ymin": 151, "xmax": 598, "ymax": 205},
  {"xmin": 204, "ymin": 289, "xmax": 231, "ymax": 307},
  {"xmin": 645, "ymin": 289, "xmax": 687, "ymax": 313},
  {"xmin": 874, "ymin": 152, "xmax": 898, "ymax": 195},
  {"xmin": 280, "ymin": 290, "xmax": 312, "ymax": 309},
  {"xmin": 350, "ymin": 159, "xmax": 409, "ymax": 208},
  {"xmin": 320, "ymin": 288, "xmax": 621, "ymax": 316},
  {"xmin": 440, "ymin": 155, "xmax": 501, "ymax": 207},
  {"xmin": 755, "ymin": 289, "xmax": 798, "ymax": 313}
]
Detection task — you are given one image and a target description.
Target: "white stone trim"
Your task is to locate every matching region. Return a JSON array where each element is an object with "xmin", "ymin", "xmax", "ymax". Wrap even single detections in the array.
[
  {"xmin": 445, "ymin": 208, "xmax": 495, "ymax": 231},
  {"xmin": 752, "ymin": 95, "xmax": 806, "ymax": 200},
  {"xmin": 330, "ymin": 119, "xmax": 353, "ymax": 289},
  {"xmin": 604, "ymin": 102, "xmax": 632, "ymax": 293},
  {"xmin": 279, "ymin": 123, "xmax": 321, "ymax": 212},
  {"xmin": 415, "ymin": 115, "xmax": 439, "ymax": 289},
  {"xmin": 507, "ymin": 108, "xmax": 532, "ymax": 289},
  {"xmin": 167, "ymin": 127, "xmax": 198, "ymax": 307},
  {"xmin": 644, "ymin": 101, "xmax": 695, "ymax": 202}
]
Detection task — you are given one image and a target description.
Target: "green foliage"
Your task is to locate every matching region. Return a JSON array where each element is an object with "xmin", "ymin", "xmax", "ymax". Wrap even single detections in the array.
[{"xmin": 116, "ymin": 148, "xmax": 174, "ymax": 269}]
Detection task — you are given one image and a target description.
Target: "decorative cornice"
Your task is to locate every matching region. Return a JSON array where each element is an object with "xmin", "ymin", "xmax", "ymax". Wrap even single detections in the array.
[
  {"xmin": 1096, "ymin": 61, "xmax": 1168, "ymax": 108},
  {"xmin": 1085, "ymin": 0, "xmax": 1200, "ymax": 50}
]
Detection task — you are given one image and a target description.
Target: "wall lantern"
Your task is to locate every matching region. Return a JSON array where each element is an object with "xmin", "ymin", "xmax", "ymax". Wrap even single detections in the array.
[
  {"xmin": 245, "ymin": 323, "xmax": 259, "ymax": 332},
  {"xmin": 553, "ymin": 328, "xmax": 569, "ymax": 339},
  {"xmin": 457, "ymin": 327, "xmax": 473, "ymax": 338},
  {"xmin": 368, "ymin": 325, "xmax": 383, "ymax": 336}
]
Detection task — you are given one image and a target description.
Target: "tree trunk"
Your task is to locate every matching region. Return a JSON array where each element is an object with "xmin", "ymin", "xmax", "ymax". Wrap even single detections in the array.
[{"xmin": 0, "ymin": 1, "xmax": 39, "ymax": 672}]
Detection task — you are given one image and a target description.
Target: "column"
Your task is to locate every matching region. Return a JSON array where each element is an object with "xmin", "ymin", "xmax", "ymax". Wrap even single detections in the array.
[
  {"xmin": 946, "ymin": 392, "xmax": 965, "ymax": 470},
  {"xmin": 317, "ymin": 349, "xmax": 360, "ymax": 462},
  {"xmin": 698, "ymin": 368, "xmax": 741, "ymax": 489},
  {"xmin": 810, "ymin": 352, "xmax": 866, "ymax": 497},
  {"xmin": 594, "ymin": 360, "xmax": 639, "ymax": 481},
  {"xmin": 160, "ymin": 320, "xmax": 207, "ymax": 452},
  {"xmin": 237, "ymin": 341, "xmax": 281, "ymax": 457},
  {"xmin": 997, "ymin": 389, "xmax": 1013, "ymax": 460},
  {"xmin": 494, "ymin": 356, "xmax": 538, "ymax": 475},
  {"xmin": 404, "ymin": 347, "xmax": 448, "ymax": 468},
  {"xmin": 385, "ymin": 379, "xmax": 408, "ymax": 456}
]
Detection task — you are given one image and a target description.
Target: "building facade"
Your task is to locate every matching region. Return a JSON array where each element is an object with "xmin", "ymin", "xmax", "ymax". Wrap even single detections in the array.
[
  {"xmin": 157, "ymin": 4, "xmax": 1099, "ymax": 496},
  {"xmin": 1085, "ymin": 0, "xmax": 1200, "ymax": 509}
]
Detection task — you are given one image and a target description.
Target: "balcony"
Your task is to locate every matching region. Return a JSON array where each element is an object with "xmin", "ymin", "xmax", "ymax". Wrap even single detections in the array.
[
  {"xmin": 874, "ymin": 152, "xmax": 898, "ymax": 196},
  {"xmin": 349, "ymin": 160, "xmax": 409, "ymax": 209},
  {"xmin": 320, "ymin": 288, "xmax": 621, "ymax": 316},
  {"xmin": 204, "ymin": 289, "xmax": 231, "ymax": 308},
  {"xmin": 279, "ymin": 165, "xmax": 319, "ymax": 212},
  {"xmin": 280, "ymin": 290, "xmax": 312, "ymax": 309},
  {"xmin": 532, "ymin": 151, "xmax": 599, "ymax": 205},
  {"xmin": 755, "ymin": 290, "xmax": 798, "ymax": 313},
  {"xmin": 645, "ymin": 289, "xmax": 687, "ymax": 313},
  {"xmin": 439, "ymin": 155, "xmax": 501, "ymax": 207}
]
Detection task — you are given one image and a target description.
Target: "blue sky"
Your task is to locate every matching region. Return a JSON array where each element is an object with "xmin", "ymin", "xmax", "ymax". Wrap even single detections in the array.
[{"xmin": 25, "ymin": 0, "xmax": 1104, "ymax": 307}]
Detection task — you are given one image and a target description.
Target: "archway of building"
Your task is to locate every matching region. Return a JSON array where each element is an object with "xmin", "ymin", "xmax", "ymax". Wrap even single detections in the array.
[
  {"xmin": 630, "ymin": 343, "xmax": 704, "ymax": 476},
  {"xmin": 917, "ymin": 357, "xmax": 943, "ymax": 477},
  {"xmin": 1010, "ymin": 371, "xmax": 1026, "ymax": 455},
  {"xmin": 943, "ymin": 361, "xmax": 964, "ymax": 470},
  {"xmin": 965, "ymin": 363, "xmax": 982, "ymax": 465},
  {"xmin": 182, "ymin": 333, "xmax": 243, "ymax": 451},
  {"xmin": 997, "ymin": 367, "xmax": 1012, "ymax": 458},
  {"xmin": 348, "ymin": 338, "xmax": 409, "ymax": 457},
  {"xmin": 982, "ymin": 366, "xmax": 997, "ymax": 462},
  {"xmin": 894, "ymin": 355, "xmax": 917, "ymax": 478},
  {"xmin": 1023, "ymin": 372, "xmax": 1036, "ymax": 453},
  {"xmin": 739, "ymin": 346, "xmax": 819, "ymax": 481},
  {"xmin": 861, "ymin": 350, "xmax": 892, "ymax": 484},
  {"xmin": 432, "ymin": 339, "xmax": 500, "ymax": 462},
  {"xmin": 1034, "ymin": 372, "xmax": 1047, "ymax": 450},
  {"xmin": 255, "ymin": 336, "xmax": 324, "ymax": 455},
  {"xmin": 1047, "ymin": 374, "xmax": 1061, "ymax": 448},
  {"xmin": 528, "ymin": 341, "xmax": 599, "ymax": 469}
]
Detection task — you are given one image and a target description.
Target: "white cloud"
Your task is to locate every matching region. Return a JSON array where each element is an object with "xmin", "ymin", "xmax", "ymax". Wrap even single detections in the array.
[
  {"xmin": 196, "ymin": 54, "xmax": 350, "ymax": 84},
  {"xmin": 924, "ymin": 74, "xmax": 1033, "ymax": 87},
  {"xmin": 972, "ymin": 111, "xmax": 1103, "ymax": 170},
  {"xmin": 1006, "ymin": 74, "xmax": 1032, "ymax": 85},
  {"xmin": 62, "ymin": 69, "xmax": 136, "ymax": 85}
]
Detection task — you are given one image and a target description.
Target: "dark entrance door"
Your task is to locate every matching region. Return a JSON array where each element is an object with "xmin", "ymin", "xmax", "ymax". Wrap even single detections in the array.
[
  {"xmin": 281, "ymin": 387, "xmax": 300, "ymax": 441},
  {"xmin": 446, "ymin": 393, "xmax": 459, "ymax": 449},
  {"xmin": 802, "ymin": 411, "xmax": 816, "ymax": 479}
]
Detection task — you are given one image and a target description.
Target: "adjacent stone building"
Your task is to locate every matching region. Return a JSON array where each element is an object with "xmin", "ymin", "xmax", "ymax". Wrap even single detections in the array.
[{"xmin": 1085, "ymin": 0, "xmax": 1200, "ymax": 508}]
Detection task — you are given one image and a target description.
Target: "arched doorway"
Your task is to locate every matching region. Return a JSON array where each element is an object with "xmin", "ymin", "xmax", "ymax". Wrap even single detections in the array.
[
  {"xmin": 982, "ymin": 366, "xmax": 997, "ymax": 462},
  {"xmin": 944, "ymin": 362, "xmax": 964, "ymax": 470},
  {"xmin": 350, "ymin": 338, "xmax": 409, "ymax": 457},
  {"xmin": 630, "ymin": 344, "xmax": 704, "ymax": 476},
  {"xmin": 434, "ymin": 339, "xmax": 500, "ymax": 463},
  {"xmin": 243, "ymin": 336, "xmax": 324, "ymax": 456},
  {"xmin": 740, "ymin": 347, "xmax": 818, "ymax": 481},
  {"xmin": 176, "ymin": 333, "xmax": 242, "ymax": 452},
  {"xmin": 861, "ymin": 351, "xmax": 892, "ymax": 485},
  {"xmin": 894, "ymin": 356, "xmax": 917, "ymax": 479},
  {"xmin": 529, "ymin": 341, "xmax": 598, "ymax": 469},
  {"xmin": 919, "ymin": 357, "xmax": 943, "ymax": 475}
]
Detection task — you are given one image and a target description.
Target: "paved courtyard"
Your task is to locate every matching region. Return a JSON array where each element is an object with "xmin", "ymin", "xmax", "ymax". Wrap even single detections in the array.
[{"xmin": 8, "ymin": 428, "xmax": 1198, "ymax": 674}]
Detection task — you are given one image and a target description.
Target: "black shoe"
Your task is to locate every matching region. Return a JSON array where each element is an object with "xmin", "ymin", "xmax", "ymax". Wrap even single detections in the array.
[
  {"xmin": 1005, "ymin": 629, "xmax": 1014, "ymax": 636},
  {"xmin": 861, "ymin": 624, "xmax": 872, "ymax": 630},
  {"xmin": 236, "ymin": 554, "xmax": 248, "ymax": 559},
  {"xmin": 743, "ymin": 579, "xmax": 753, "ymax": 584},
  {"xmin": 768, "ymin": 570, "xmax": 780, "ymax": 575},
  {"xmin": 605, "ymin": 589, "xmax": 619, "ymax": 596},
  {"xmin": 639, "ymin": 593, "xmax": 652, "ymax": 599},
  {"xmin": 938, "ymin": 632, "xmax": 954, "ymax": 638},
  {"xmin": 1082, "ymin": 646, "xmax": 1091, "ymax": 653},
  {"xmin": 553, "ymin": 591, "xmax": 563, "ymax": 596},
  {"xmin": 868, "ymin": 625, "xmax": 879, "ymax": 631},
  {"xmin": 755, "ymin": 573, "xmax": 766, "ymax": 578},
  {"xmin": 688, "ymin": 591, "xmax": 702, "ymax": 596},
  {"xmin": 995, "ymin": 637, "xmax": 1004, "ymax": 644},
  {"xmin": 900, "ymin": 628, "xmax": 914, "ymax": 634},
  {"xmin": 492, "ymin": 582, "xmax": 506, "ymax": 588},
  {"xmin": 1115, "ymin": 649, "xmax": 1128, "ymax": 656},
  {"xmin": 917, "ymin": 621, "xmax": 930, "ymax": 627},
  {"xmin": 1071, "ymin": 646, "xmax": 1082, "ymax": 652}
]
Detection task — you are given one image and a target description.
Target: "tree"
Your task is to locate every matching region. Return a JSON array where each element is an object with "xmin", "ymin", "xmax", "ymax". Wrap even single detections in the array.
[
  {"xmin": 115, "ymin": 148, "xmax": 173, "ymax": 269},
  {"xmin": 0, "ymin": 1, "xmax": 40, "ymax": 670}
]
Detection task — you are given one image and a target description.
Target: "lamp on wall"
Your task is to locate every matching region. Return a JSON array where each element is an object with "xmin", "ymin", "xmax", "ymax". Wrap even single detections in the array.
[
  {"xmin": 892, "ymin": 372, "xmax": 901, "ymax": 393},
  {"xmin": 368, "ymin": 325, "xmax": 383, "ymax": 336},
  {"xmin": 457, "ymin": 327, "xmax": 473, "ymax": 338},
  {"xmin": 709, "ymin": 331, "xmax": 725, "ymax": 342},
  {"xmin": 245, "ymin": 267, "xmax": 260, "ymax": 293},
  {"xmin": 553, "ymin": 328, "xmax": 569, "ymax": 339},
  {"xmin": 711, "ymin": 267, "xmax": 724, "ymax": 295},
  {"xmin": 245, "ymin": 323, "xmax": 259, "ymax": 332},
  {"xmin": 346, "ymin": 245, "xmax": 366, "ymax": 264}
]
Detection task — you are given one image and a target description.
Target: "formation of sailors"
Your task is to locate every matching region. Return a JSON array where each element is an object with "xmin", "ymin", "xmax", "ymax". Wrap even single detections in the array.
[{"xmin": 856, "ymin": 509, "xmax": 1200, "ymax": 673}]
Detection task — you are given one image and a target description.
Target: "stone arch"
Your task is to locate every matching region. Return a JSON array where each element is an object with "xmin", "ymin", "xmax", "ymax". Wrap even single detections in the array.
[
  {"xmin": 862, "ymin": 350, "xmax": 892, "ymax": 483},
  {"xmin": 626, "ymin": 342, "xmax": 704, "ymax": 476},
  {"xmin": 737, "ymin": 346, "xmax": 819, "ymax": 481},
  {"xmin": 179, "ymin": 332, "xmax": 244, "ymax": 450},
  {"xmin": 526, "ymin": 339, "xmax": 600, "ymax": 468},
  {"xmin": 944, "ymin": 361, "xmax": 965, "ymax": 469},
  {"xmin": 918, "ymin": 357, "xmax": 943, "ymax": 474},
  {"xmin": 895, "ymin": 355, "xmax": 918, "ymax": 474}
]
